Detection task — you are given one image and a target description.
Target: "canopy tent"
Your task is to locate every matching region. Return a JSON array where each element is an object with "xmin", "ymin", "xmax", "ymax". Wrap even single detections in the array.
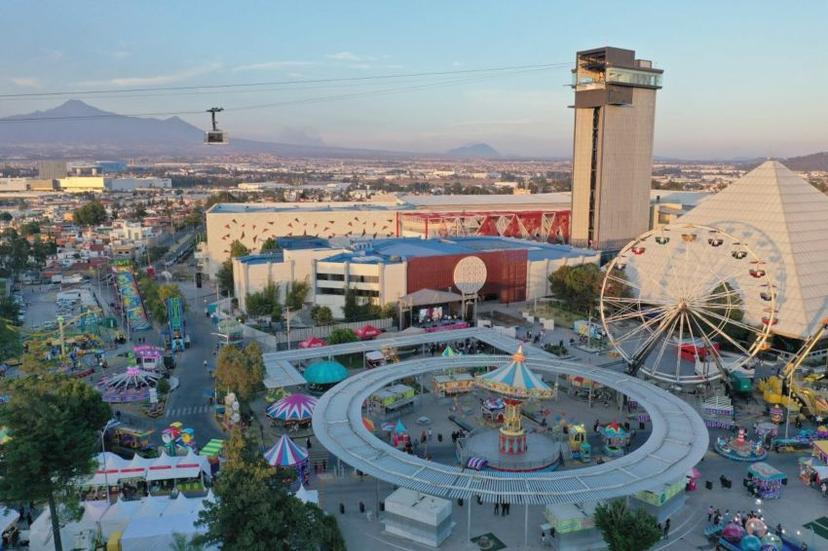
[
  {"xmin": 748, "ymin": 462, "xmax": 786, "ymax": 481},
  {"xmin": 356, "ymin": 324, "xmax": 382, "ymax": 340},
  {"xmin": 86, "ymin": 452, "xmax": 130, "ymax": 486},
  {"xmin": 399, "ymin": 288, "xmax": 464, "ymax": 308},
  {"xmin": 395, "ymin": 420, "xmax": 408, "ymax": 434},
  {"xmin": 200, "ymin": 438, "xmax": 225, "ymax": 458},
  {"xmin": 299, "ymin": 336, "xmax": 326, "ymax": 349},
  {"xmin": 381, "ymin": 421, "xmax": 396, "ymax": 432},
  {"xmin": 264, "ymin": 434, "xmax": 308, "ymax": 467},
  {"xmin": 442, "ymin": 346, "xmax": 460, "ymax": 357},
  {"xmin": 303, "ymin": 360, "xmax": 348, "ymax": 385},
  {"xmin": 362, "ymin": 417, "xmax": 375, "ymax": 432},
  {"xmin": 295, "ymin": 484, "xmax": 319, "ymax": 505},
  {"xmin": 266, "ymin": 393, "xmax": 318, "ymax": 422}
]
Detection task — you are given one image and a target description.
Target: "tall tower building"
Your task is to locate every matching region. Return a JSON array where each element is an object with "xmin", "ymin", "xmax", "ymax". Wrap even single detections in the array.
[{"xmin": 570, "ymin": 47, "xmax": 662, "ymax": 251}]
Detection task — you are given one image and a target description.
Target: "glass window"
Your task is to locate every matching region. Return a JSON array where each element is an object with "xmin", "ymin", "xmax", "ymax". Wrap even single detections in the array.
[{"xmin": 606, "ymin": 68, "xmax": 662, "ymax": 88}]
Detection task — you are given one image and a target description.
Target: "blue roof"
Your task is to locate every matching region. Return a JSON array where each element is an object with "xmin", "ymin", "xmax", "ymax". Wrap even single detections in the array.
[
  {"xmin": 237, "ymin": 252, "xmax": 284, "ymax": 265},
  {"xmin": 304, "ymin": 360, "xmax": 348, "ymax": 384},
  {"xmin": 319, "ymin": 237, "xmax": 597, "ymax": 264}
]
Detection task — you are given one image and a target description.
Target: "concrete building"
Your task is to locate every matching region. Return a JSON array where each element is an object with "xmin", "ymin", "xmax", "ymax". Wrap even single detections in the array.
[
  {"xmin": 108, "ymin": 177, "xmax": 172, "ymax": 191},
  {"xmin": 232, "ymin": 236, "xmax": 598, "ymax": 318},
  {"xmin": 36, "ymin": 160, "xmax": 67, "ymax": 181},
  {"xmin": 58, "ymin": 176, "xmax": 107, "ymax": 193},
  {"xmin": 205, "ymin": 195, "xmax": 574, "ymax": 278},
  {"xmin": 570, "ymin": 47, "xmax": 663, "ymax": 251},
  {"xmin": 0, "ymin": 178, "xmax": 30, "ymax": 192}
]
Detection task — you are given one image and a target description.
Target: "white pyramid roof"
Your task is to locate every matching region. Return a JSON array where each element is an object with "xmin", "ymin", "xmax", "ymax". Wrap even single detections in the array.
[{"xmin": 679, "ymin": 160, "xmax": 828, "ymax": 338}]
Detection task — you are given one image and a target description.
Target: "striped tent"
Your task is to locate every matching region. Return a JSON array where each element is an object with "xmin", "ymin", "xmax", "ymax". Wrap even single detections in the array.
[
  {"xmin": 200, "ymin": 439, "xmax": 225, "ymax": 458},
  {"xmin": 477, "ymin": 346, "xmax": 554, "ymax": 399},
  {"xmin": 266, "ymin": 393, "xmax": 318, "ymax": 422},
  {"xmin": 263, "ymin": 434, "xmax": 308, "ymax": 467}
]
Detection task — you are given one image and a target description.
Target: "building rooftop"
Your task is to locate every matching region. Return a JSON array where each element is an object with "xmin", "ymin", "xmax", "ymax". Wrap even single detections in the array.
[
  {"xmin": 208, "ymin": 202, "xmax": 400, "ymax": 214},
  {"xmin": 318, "ymin": 236, "xmax": 597, "ymax": 265}
]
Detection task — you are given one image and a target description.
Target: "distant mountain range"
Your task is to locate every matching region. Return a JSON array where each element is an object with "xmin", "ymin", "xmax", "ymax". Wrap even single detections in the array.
[
  {"xmin": 783, "ymin": 151, "xmax": 828, "ymax": 171},
  {"xmin": 0, "ymin": 100, "xmax": 509, "ymax": 160},
  {"xmin": 445, "ymin": 143, "xmax": 501, "ymax": 159}
]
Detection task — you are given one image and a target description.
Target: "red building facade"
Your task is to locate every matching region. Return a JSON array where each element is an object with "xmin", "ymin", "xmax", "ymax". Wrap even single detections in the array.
[{"xmin": 406, "ymin": 250, "xmax": 527, "ymax": 303}]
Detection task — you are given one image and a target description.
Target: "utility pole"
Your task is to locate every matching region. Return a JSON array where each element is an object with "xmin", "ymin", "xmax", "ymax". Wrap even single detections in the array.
[{"xmin": 286, "ymin": 306, "xmax": 291, "ymax": 350}]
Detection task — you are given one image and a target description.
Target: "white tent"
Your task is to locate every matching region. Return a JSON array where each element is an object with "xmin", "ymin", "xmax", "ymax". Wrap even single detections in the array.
[
  {"xmin": 99, "ymin": 498, "xmax": 143, "ymax": 537},
  {"xmin": 146, "ymin": 451, "xmax": 179, "ymax": 482},
  {"xmin": 86, "ymin": 452, "xmax": 129, "ymax": 486},
  {"xmin": 679, "ymin": 160, "xmax": 828, "ymax": 338},
  {"xmin": 28, "ymin": 504, "xmax": 98, "ymax": 551},
  {"xmin": 295, "ymin": 484, "xmax": 319, "ymax": 505}
]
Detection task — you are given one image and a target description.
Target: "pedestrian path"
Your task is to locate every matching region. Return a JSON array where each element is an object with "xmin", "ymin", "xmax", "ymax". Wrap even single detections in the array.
[{"xmin": 165, "ymin": 404, "xmax": 212, "ymax": 418}]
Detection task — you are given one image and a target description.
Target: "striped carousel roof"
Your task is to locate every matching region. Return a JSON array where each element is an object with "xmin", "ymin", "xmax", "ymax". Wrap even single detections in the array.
[
  {"xmin": 263, "ymin": 434, "xmax": 308, "ymax": 467},
  {"xmin": 266, "ymin": 393, "xmax": 318, "ymax": 421},
  {"xmin": 477, "ymin": 346, "xmax": 552, "ymax": 398}
]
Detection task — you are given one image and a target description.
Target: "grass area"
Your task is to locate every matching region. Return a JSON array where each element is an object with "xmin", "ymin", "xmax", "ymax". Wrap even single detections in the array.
[{"xmin": 530, "ymin": 302, "xmax": 584, "ymax": 328}]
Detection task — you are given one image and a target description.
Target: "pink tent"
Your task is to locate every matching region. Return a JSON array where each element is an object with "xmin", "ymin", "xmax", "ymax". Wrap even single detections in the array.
[
  {"xmin": 299, "ymin": 336, "xmax": 326, "ymax": 349},
  {"xmin": 356, "ymin": 324, "xmax": 382, "ymax": 340}
]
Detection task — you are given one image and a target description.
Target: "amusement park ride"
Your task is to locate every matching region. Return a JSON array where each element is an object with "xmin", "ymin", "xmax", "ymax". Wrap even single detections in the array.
[
  {"xmin": 600, "ymin": 223, "xmax": 777, "ymax": 387},
  {"xmin": 758, "ymin": 318, "xmax": 828, "ymax": 419}
]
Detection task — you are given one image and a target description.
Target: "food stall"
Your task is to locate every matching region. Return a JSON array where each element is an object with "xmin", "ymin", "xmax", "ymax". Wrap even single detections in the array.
[
  {"xmin": 813, "ymin": 440, "xmax": 828, "ymax": 464},
  {"xmin": 747, "ymin": 462, "xmax": 786, "ymax": 499},
  {"xmin": 432, "ymin": 373, "xmax": 474, "ymax": 396},
  {"xmin": 371, "ymin": 384, "xmax": 416, "ymax": 414}
]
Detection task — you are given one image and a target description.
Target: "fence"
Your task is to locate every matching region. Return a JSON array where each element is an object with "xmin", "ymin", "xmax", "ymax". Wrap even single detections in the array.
[{"xmin": 229, "ymin": 316, "xmax": 395, "ymax": 351}]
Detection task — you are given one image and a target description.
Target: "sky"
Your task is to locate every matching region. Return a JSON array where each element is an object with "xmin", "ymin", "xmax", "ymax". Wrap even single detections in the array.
[{"xmin": 0, "ymin": 1, "xmax": 826, "ymax": 159}]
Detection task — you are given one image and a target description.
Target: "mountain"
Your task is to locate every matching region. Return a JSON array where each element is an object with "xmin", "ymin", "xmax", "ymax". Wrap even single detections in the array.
[
  {"xmin": 0, "ymin": 100, "xmax": 415, "ymax": 159},
  {"xmin": 445, "ymin": 143, "xmax": 501, "ymax": 159},
  {"xmin": 784, "ymin": 151, "xmax": 828, "ymax": 172}
]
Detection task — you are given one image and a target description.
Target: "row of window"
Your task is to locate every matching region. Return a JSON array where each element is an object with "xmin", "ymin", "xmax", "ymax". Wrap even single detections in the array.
[
  {"xmin": 316, "ymin": 273, "xmax": 379, "ymax": 283},
  {"xmin": 316, "ymin": 287, "xmax": 380, "ymax": 298}
]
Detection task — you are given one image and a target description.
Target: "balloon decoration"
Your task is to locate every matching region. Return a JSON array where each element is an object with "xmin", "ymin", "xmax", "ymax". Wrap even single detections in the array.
[{"xmin": 161, "ymin": 422, "xmax": 196, "ymax": 455}]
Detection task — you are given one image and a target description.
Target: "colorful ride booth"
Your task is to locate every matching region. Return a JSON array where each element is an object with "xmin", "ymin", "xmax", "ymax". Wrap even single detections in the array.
[
  {"xmin": 480, "ymin": 397, "xmax": 506, "ymax": 425},
  {"xmin": 369, "ymin": 384, "xmax": 416, "ymax": 416},
  {"xmin": 391, "ymin": 420, "xmax": 412, "ymax": 452},
  {"xmin": 747, "ymin": 462, "xmax": 786, "ymax": 499},
  {"xmin": 568, "ymin": 425, "xmax": 592, "ymax": 463},
  {"xmin": 264, "ymin": 434, "xmax": 310, "ymax": 485},
  {"xmin": 266, "ymin": 393, "xmax": 317, "ymax": 429},
  {"xmin": 600, "ymin": 422, "xmax": 630, "ymax": 457},
  {"xmin": 432, "ymin": 373, "xmax": 474, "ymax": 397}
]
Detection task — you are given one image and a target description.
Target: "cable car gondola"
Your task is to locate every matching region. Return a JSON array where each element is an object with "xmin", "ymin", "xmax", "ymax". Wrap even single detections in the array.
[{"xmin": 205, "ymin": 107, "xmax": 229, "ymax": 145}]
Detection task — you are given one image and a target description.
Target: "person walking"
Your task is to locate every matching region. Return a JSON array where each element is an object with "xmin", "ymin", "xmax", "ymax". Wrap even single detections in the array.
[
  {"xmin": 708, "ymin": 505, "xmax": 715, "ymax": 523},
  {"xmin": 306, "ymin": 437, "xmax": 312, "ymax": 450},
  {"xmin": 663, "ymin": 518, "xmax": 670, "ymax": 539},
  {"xmin": 494, "ymin": 502, "xmax": 500, "ymax": 516}
]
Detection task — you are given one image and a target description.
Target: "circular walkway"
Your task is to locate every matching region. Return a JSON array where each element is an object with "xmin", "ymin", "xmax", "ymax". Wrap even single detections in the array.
[{"xmin": 312, "ymin": 354, "xmax": 708, "ymax": 505}]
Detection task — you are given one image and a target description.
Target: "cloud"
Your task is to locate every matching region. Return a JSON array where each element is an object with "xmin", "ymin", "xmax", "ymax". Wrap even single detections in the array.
[
  {"xmin": 10, "ymin": 77, "xmax": 41, "ymax": 89},
  {"xmin": 77, "ymin": 63, "xmax": 222, "ymax": 87},
  {"xmin": 327, "ymin": 51, "xmax": 374, "ymax": 62},
  {"xmin": 233, "ymin": 60, "xmax": 315, "ymax": 72},
  {"xmin": 41, "ymin": 48, "xmax": 63, "ymax": 60},
  {"xmin": 111, "ymin": 50, "xmax": 131, "ymax": 59}
]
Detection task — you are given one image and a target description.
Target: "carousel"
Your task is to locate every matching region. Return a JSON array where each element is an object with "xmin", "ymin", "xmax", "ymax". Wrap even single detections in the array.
[
  {"xmin": 714, "ymin": 427, "xmax": 768, "ymax": 462},
  {"xmin": 96, "ymin": 366, "xmax": 161, "ymax": 403},
  {"xmin": 461, "ymin": 346, "xmax": 563, "ymax": 471}
]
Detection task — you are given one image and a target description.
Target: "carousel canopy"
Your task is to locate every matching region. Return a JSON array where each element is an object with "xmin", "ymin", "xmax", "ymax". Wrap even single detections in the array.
[
  {"xmin": 264, "ymin": 434, "xmax": 308, "ymax": 467},
  {"xmin": 266, "ymin": 393, "xmax": 318, "ymax": 421},
  {"xmin": 304, "ymin": 360, "xmax": 348, "ymax": 385},
  {"xmin": 477, "ymin": 346, "xmax": 552, "ymax": 399}
]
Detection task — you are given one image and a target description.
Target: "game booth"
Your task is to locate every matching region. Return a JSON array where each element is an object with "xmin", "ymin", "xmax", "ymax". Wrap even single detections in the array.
[
  {"xmin": 600, "ymin": 422, "xmax": 630, "ymax": 457},
  {"xmin": 747, "ymin": 462, "xmax": 786, "ymax": 499}
]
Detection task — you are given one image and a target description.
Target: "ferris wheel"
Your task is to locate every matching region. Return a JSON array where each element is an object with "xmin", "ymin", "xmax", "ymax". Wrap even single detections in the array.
[{"xmin": 599, "ymin": 223, "xmax": 776, "ymax": 385}]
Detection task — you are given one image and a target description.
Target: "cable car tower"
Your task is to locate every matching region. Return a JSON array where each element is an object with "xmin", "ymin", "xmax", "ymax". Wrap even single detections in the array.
[{"xmin": 205, "ymin": 107, "xmax": 228, "ymax": 145}]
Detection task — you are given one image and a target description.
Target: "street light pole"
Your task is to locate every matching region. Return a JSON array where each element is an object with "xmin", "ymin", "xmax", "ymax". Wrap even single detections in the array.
[{"xmin": 101, "ymin": 419, "xmax": 119, "ymax": 502}]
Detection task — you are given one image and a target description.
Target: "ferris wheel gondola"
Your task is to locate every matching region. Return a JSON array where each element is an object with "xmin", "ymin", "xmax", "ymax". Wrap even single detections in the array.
[{"xmin": 600, "ymin": 223, "xmax": 776, "ymax": 386}]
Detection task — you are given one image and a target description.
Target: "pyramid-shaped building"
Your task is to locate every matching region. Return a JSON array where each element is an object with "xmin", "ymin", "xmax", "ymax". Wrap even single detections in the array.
[{"xmin": 679, "ymin": 160, "xmax": 828, "ymax": 338}]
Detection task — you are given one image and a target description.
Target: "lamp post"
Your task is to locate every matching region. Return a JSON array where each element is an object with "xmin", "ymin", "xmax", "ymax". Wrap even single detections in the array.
[{"xmin": 101, "ymin": 419, "xmax": 120, "ymax": 502}]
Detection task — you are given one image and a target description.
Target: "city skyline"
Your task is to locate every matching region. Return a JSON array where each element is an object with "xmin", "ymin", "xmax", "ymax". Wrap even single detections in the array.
[{"xmin": 0, "ymin": 1, "xmax": 826, "ymax": 159}]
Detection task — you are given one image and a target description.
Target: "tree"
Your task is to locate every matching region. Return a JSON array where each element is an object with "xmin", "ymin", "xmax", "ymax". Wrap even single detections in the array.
[
  {"xmin": 310, "ymin": 305, "xmax": 333, "ymax": 326},
  {"xmin": 0, "ymin": 297, "xmax": 20, "ymax": 325},
  {"xmin": 19, "ymin": 221, "xmax": 40, "ymax": 236},
  {"xmin": 0, "ymin": 374, "xmax": 111, "ymax": 551},
  {"xmin": 285, "ymin": 279, "xmax": 309, "ymax": 311},
  {"xmin": 195, "ymin": 430, "xmax": 345, "ymax": 551},
  {"xmin": 548, "ymin": 263, "xmax": 605, "ymax": 314},
  {"xmin": 259, "ymin": 237, "xmax": 279, "ymax": 254},
  {"xmin": 328, "ymin": 328, "xmax": 357, "ymax": 345},
  {"xmin": 0, "ymin": 212, "xmax": 11, "ymax": 223},
  {"xmin": 342, "ymin": 288, "xmax": 361, "ymax": 322},
  {"xmin": 214, "ymin": 343, "xmax": 264, "ymax": 402},
  {"xmin": 594, "ymin": 499, "xmax": 661, "ymax": 551},
  {"xmin": 229, "ymin": 240, "xmax": 251, "ymax": 259},
  {"xmin": 217, "ymin": 260, "xmax": 234, "ymax": 297},
  {"xmin": 245, "ymin": 282, "xmax": 281, "ymax": 320},
  {"xmin": 73, "ymin": 201, "xmax": 107, "ymax": 226},
  {"xmin": 0, "ymin": 320, "xmax": 21, "ymax": 362}
]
